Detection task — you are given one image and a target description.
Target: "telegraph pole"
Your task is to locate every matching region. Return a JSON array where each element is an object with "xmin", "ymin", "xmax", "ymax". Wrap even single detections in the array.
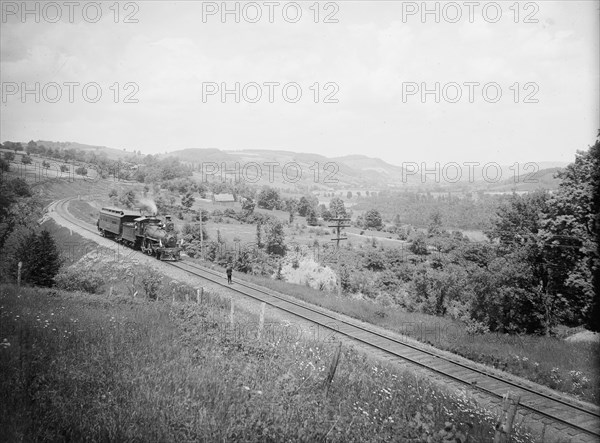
[
  {"xmin": 200, "ymin": 211, "xmax": 204, "ymax": 260},
  {"xmin": 328, "ymin": 217, "xmax": 350, "ymax": 296}
]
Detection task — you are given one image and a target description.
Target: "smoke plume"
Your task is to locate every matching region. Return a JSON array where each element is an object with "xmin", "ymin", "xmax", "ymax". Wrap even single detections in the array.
[{"xmin": 137, "ymin": 198, "xmax": 158, "ymax": 215}]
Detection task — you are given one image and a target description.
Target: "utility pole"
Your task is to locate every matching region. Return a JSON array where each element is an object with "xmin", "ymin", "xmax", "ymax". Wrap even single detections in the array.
[
  {"xmin": 200, "ymin": 212, "xmax": 204, "ymax": 260},
  {"xmin": 328, "ymin": 217, "xmax": 350, "ymax": 296}
]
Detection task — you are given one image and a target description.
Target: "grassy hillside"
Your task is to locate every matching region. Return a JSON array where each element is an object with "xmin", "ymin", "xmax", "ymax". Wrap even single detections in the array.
[{"xmin": 0, "ymin": 283, "xmax": 537, "ymax": 442}]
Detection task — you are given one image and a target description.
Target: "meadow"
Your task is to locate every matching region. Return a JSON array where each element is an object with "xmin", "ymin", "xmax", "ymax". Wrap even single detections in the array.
[{"xmin": 0, "ymin": 283, "xmax": 537, "ymax": 442}]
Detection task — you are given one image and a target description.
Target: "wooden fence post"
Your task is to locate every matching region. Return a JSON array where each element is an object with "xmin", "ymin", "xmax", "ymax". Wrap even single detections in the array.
[
  {"xmin": 196, "ymin": 288, "xmax": 200, "ymax": 304},
  {"xmin": 230, "ymin": 299, "xmax": 235, "ymax": 328},
  {"xmin": 494, "ymin": 392, "xmax": 521, "ymax": 443},
  {"xmin": 324, "ymin": 342, "xmax": 342, "ymax": 397},
  {"xmin": 258, "ymin": 302, "xmax": 266, "ymax": 341},
  {"xmin": 109, "ymin": 286, "xmax": 113, "ymax": 298}
]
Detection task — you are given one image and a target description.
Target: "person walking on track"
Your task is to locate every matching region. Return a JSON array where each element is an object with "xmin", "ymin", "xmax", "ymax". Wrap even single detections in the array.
[{"xmin": 226, "ymin": 264, "xmax": 233, "ymax": 284}]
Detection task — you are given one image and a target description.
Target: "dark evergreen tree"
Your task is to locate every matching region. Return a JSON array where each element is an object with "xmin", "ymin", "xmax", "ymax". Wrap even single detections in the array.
[
  {"xmin": 11, "ymin": 230, "xmax": 61, "ymax": 287},
  {"xmin": 264, "ymin": 219, "xmax": 286, "ymax": 256},
  {"xmin": 30, "ymin": 230, "xmax": 62, "ymax": 286}
]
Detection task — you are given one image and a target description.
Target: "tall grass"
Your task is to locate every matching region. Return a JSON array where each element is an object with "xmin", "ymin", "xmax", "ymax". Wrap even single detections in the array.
[
  {"xmin": 0, "ymin": 284, "xmax": 537, "ymax": 442},
  {"xmin": 200, "ymin": 259, "xmax": 600, "ymax": 405}
]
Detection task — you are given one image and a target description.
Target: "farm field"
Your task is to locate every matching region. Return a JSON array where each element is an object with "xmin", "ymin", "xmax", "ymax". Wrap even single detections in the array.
[{"xmin": 0, "ymin": 283, "xmax": 537, "ymax": 442}]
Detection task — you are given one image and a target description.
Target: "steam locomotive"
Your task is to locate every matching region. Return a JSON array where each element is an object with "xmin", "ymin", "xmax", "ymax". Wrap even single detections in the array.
[{"xmin": 97, "ymin": 207, "xmax": 182, "ymax": 260}]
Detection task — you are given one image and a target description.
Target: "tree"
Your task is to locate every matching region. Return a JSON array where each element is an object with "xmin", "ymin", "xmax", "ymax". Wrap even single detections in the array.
[
  {"xmin": 283, "ymin": 197, "xmax": 298, "ymax": 213},
  {"xmin": 428, "ymin": 211, "xmax": 443, "ymax": 236},
  {"xmin": 329, "ymin": 197, "xmax": 347, "ymax": 218},
  {"xmin": 108, "ymin": 189, "xmax": 118, "ymax": 198},
  {"xmin": 31, "ymin": 230, "xmax": 62, "ymax": 286},
  {"xmin": 4, "ymin": 151, "xmax": 15, "ymax": 161},
  {"xmin": 13, "ymin": 142, "xmax": 23, "ymax": 153},
  {"xmin": 364, "ymin": 209, "xmax": 383, "ymax": 230},
  {"xmin": 306, "ymin": 208, "xmax": 318, "ymax": 226},
  {"xmin": 11, "ymin": 230, "xmax": 62, "ymax": 287},
  {"xmin": 1, "ymin": 178, "xmax": 32, "ymax": 227},
  {"xmin": 256, "ymin": 222, "xmax": 263, "ymax": 249},
  {"xmin": 26, "ymin": 140, "xmax": 38, "ymax": 154},
  {"xmin": 42, "ymin": 160, "xmax": 50, "ymax": 169},
  {"xmin": 318, "ymin": 204, "xmax": 332, "ymax": 221},
  {"xmin": 181, "ymin": 192, "xmax": 195, "ymax": 209},
  {"xmin": 21, "ymin": 155, "xmax": 32, "ymax": 165},
  {"xmin": 0, "ymin": 158, "xmax": 8, "ymax": 172},
  {"xmin": 119, "ymin": 190, "xmax": 136, "ymax": 208},
  {"xmin": 297, "ymin": 196, "xmax": 313, "ymax": 217},
  {"xmin": 181, "ymin": 222, "xmax": 209, "ymax": 258},
  {"xmin": 75, "ymin": 166, "xmax": 87, "ymax": 176},
  {"xmin": 542, "ymin": 138, "xmax": 600, "ymax": 330},
  {"xmin": 485, "ymin": 190, "xmax": 571, "ymax": 333},
  {"xmin": 257, "ymin": 187, "xmax": 280, "ymax": 210},
  {"xmin": 409, "ymin": 232, "xmax": 429, "ymax": 255},
  {"xmin": 60, "ymin": 164, "xmax": 69, "ymax": 173},
  {"xmin": 241, "ymin": 197, "xmax": 256, "ymax": 215},
  {"xmin": 264, "ymin": 219, "xmax": 286, "ymax": 256}
]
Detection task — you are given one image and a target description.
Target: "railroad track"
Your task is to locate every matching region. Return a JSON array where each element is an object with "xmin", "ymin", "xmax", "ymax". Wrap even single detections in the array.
[{"xmin": 52, "ymin": 196, "xmax": 600, "ymax": 442}]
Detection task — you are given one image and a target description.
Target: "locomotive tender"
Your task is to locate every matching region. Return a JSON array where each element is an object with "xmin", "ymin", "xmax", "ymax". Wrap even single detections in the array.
[{"xmin": 97, "ymin": 207, "xmax": 181, "ymax": 260}]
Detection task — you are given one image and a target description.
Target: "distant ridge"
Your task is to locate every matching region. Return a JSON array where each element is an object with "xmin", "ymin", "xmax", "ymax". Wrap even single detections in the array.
[{"xmin": 23, "ymin": 141, "xmax": 569, "ymax": 191}]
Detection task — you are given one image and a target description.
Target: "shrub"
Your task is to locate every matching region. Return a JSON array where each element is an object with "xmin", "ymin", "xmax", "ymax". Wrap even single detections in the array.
[
  {"xmin": 280, "ymin": 257, "xmax": 337, "ymax": 292},
  {"xmin": 464, "ymin": 317, "xmax": 490, "ymax": 335},
  {"xmin": 55, "ymin": 268, "xmax": 104, "ymax": 293},
  {"xmin": 223, "ymin": 208, "xmax": 237, "ymax": 218},
  {"xmin": 141, "ymin": 271, "xmax": 161, "ymax": 300},
  {"xmin": 409, "ymin": 233, "xmax": 429, "ymax": 255}
]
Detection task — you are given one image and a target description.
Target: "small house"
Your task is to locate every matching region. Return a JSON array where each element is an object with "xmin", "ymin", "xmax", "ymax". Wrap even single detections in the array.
[{"xmin": 212, "ymin": 193, "xmax": 236, "ymax": 206}]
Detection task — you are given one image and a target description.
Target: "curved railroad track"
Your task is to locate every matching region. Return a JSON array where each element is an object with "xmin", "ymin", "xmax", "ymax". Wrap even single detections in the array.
[{"xmin": 51, "ymin": 196, "xmax": 600, "ymax": 442}]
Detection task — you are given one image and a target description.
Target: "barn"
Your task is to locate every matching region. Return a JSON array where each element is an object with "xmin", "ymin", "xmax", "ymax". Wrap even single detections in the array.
[{"xmin": 212, "ymin": 193, "xmax": 236, "ymax": 206}]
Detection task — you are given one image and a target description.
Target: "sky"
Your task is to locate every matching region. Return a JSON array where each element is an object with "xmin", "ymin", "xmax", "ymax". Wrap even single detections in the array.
[{"xmin": 1, "ymin": 0, "xmax": 598, "ymax": 166}]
